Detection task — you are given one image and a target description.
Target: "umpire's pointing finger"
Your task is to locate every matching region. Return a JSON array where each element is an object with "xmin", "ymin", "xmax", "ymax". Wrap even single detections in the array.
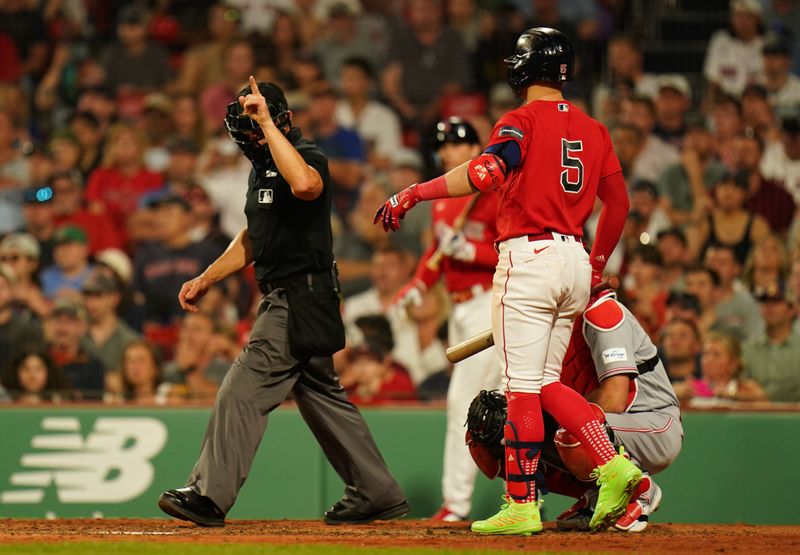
[{"xmin": 249, "ymin": 75, "xmax": 260, "ymax": 95}]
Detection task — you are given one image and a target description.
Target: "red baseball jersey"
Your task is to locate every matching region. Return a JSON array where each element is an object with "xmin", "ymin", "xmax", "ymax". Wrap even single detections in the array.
[
  {"xmin": 415, "ymin": 192, "xmax": 499, "ymax": 293},
  {"xmin": 486, "ymin": 100, "xmax": 622, "ymax": 242}
]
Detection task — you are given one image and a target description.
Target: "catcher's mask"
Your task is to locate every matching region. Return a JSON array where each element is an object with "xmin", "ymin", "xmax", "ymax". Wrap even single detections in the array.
[{"xmin": 224, "ymin": 81, "xmax": 292, "ymax": 162}]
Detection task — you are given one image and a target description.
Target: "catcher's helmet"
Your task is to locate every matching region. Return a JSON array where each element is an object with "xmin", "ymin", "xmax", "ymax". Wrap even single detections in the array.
[
  {"xmin": 432, "ymin": 117, "xmax": 480, "ymax": 151},
  {"xmin": 505, "ymin": 27, "xmax": 574, "ymax": 96},
  {"xmin": 224, "ymin": 81, "xmax": 291, "ymax": 159}
]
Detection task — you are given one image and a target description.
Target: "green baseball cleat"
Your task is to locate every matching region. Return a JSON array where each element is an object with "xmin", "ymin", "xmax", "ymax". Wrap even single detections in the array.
[
  {"xmin": 471, "ymin": 496, "xmax": 544, "ymax": 536},
  {"xmin": 589, "ymin": 449, "xmax": 643, "ymax": 531}
]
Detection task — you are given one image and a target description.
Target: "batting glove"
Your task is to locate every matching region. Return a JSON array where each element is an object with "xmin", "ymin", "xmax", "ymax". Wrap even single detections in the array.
[
  {"xmin": 374, "ymin": 185, "xmax": 421, "ymax": 232},
  {"xmin": 394, "ymin": 279, "xmax": 426, "ymax": 310}
]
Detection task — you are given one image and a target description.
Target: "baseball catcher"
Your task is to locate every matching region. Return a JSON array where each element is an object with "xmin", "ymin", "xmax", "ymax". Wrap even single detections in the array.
[{"xmin": 467, "ymin": 290, "xmax": 683, "ymax": 532}]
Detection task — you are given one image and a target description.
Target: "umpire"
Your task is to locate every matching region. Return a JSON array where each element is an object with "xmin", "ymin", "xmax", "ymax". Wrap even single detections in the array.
[{"xmin": 158, "ymin": 77, "xmax": 408, "ymax": 527}]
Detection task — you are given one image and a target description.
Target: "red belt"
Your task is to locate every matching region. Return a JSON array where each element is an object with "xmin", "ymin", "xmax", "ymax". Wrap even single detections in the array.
[{"xmin": 450, "ymin": 282, "xmax": 491, "ymax": 304}]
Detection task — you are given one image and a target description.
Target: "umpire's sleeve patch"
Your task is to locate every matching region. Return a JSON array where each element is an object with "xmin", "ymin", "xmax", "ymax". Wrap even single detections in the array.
[
  {"xmin": 497, "ymin": 126, "xmax": 524, "ymax": 140},
  {"xmin": 601, "ymin": 347, "xmax": 628, "ymax": 365}
]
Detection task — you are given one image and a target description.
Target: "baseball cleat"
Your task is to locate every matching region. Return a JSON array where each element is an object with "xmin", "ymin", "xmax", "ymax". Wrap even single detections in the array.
[
  {"xmin": 556, "ymin": 489, "xmax": 597, "ymax": 532},
  {"xmin": 614, "ymin": 476, "xmax": 662, "ymax": 533},
  {"xmin": 158, "ymin": 487, "xmax": 225, "ymax": 527},
  {"xmin": 431, "ymin": 506, "xmax": 467, "ymax": 522},
  {"xmin": 589, "ymin": 448, "xmax": 642, "ymax": 531},
  {"xmin": 471, "ymin": 496, "xmax": 543, "ymax": 535},
  {"xmin": 323, "ymin": 499, "xmax": 410, "ymax": 525}
]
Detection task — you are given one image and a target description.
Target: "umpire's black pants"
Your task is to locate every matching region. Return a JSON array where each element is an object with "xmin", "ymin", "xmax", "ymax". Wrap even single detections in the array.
[{"xmin": 187, "ymin": 288, "xmax": 406, "ymax": 514}]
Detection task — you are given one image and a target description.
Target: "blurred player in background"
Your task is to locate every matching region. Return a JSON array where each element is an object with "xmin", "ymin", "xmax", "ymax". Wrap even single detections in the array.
[
  {"xmin": 375, "ymin": 27, "xmax": 637, "ymax": 534},
  {"xmin": 394, "ymin": 118, "xmax": 500, "ymax": 522}
]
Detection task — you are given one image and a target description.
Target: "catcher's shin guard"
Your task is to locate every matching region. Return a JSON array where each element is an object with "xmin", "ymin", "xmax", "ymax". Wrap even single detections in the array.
[{"xmin": 504, "ymin": 392, "xmax": 544, "ymax": 503}]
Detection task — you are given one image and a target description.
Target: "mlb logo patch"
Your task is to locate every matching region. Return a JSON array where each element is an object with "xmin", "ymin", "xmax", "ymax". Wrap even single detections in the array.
[
  {"xmin": 558, "ymin": 103, "xmax": 569, "ymax": 112},
  {"xmin": 258, "ymin": 189, "xmax": 273, "ymax": 204}
]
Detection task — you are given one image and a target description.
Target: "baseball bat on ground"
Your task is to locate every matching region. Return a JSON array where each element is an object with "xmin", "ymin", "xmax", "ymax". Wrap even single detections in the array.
[
  {"xmin": 425, "ymin": 193, "xmax": 481, "ymax": 271},
  {"xmin": 445, "ymin": 275, "xmax": 620, "ymax": 364}
]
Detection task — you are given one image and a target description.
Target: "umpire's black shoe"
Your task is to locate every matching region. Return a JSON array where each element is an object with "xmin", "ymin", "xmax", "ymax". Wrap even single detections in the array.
[
  {"xmin": 323, "ymin": 499, "xmax": 410, "ymax": 525},
  {"xmin": 158, "ymin": 487, "xmax": 226, "ymax": 527}
]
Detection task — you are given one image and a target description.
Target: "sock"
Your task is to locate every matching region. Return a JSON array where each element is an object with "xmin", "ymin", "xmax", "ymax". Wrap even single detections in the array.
[
  {"xmin": 540, "ymin": 382, "xmax": 617, "ymax": 466},
  {"xmin": 504, "ymin": 391, "xmax": 544, "ymax": 503}
]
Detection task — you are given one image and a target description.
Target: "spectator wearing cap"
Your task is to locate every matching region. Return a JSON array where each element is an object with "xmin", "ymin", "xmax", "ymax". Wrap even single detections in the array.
[
  {"xmin": 618, "ymin": 96, "xmax": 680, "ymax": 183},
  {"xmin": 704, "ymin": 244, "xmax": 764, "ymax": 342},
  {"xmin": 20, "ymin": 185, "xmax": 57, "ymax": 267},
  {"xmin": 743, "ymin": 281, "xmax": 800, "ymax": 402},
  {"xmin": 385, "ymin": 149, "xmax": 432, "ymax": 257},
  {"xmin": 0, "ymin": 111, "xmax": 30, "ymax": 234},
  {"xmin": 85, "ymin": 123, "xmax": 164, "ymax": 244},
  {"xmin": 733, "ymin": 132, "xmax": 796, "ymax": 235},
  {"xmin": 688, "ymin": 170, "xmax": 770, "ymax": 264},
  {"xmin": 760, "ymin": 111, "xmax": 800, "ymax": 203},
  {"xmin": 658, "ymin": 118, "xmax": 728, "ymax": 226},
  {"xmin": 660, "ymin": 317, "xmax": 702, "ymax": 385},
  {"xmin": 335, "ymin": 57, "xmax": 403, "ymax": 170},
  {"xmin": 141, "ymin": 93, "xmax": 176, "ymax": 173},
  {"xmin": 760, "ymin": 34, "xmax": 800, "ymax": 110},
  {"xmin": 306, "ymin": 85, "xmax": 365, "ymax": 218},
  {"xmin": 653, "ymin": 75, "xmax": 691, "ymax": 149},
  {"xmin": 133, "ymin": 193, "xmax": 219, "ymax": 327},
  {"xmin": 0, "ymin": 233, "xmax": 48, "ymax": 320},
  {"xmin": 382, "ymin": 0, "xmax": 471, "ymax": 128},
  {"xmin": 81, "ymin": 271, "xmax": 140, "ymax": 376},
  {"xmin": 590, "ymin": 34, "xmax": 659, "ymax": 126},
  {"xmin": 703, "ymin": 0, "xmax": 765, "ymax": 99},
  {"xmin": 46, "ymin": 298, "xmax": 105, "ymax": 398},
  {"xmin": 624, "ymin": 244, "xmax": 668, "ymax": 339},
  {"xmin": 98, "ymin": 4, "xmax": 171, "ymax": 94},
  {"xmin": 740, "ymin": 84, "xmax": 777, "ymax": 140},
  {"xmin": 200, "ymin": 38, "xmax": 256, "ymax": 135},
  {"xmin": 657, "ymin": 228, "xmax": 690, "ymax": 292},
  {"xmin": 40, "ymin": 225, "xmax": 94, "ymax": 299},
  {"xmin": 0, "ymin": 264, "xmax": 44, "ymax": 370},
  {"xmin": 51, "ymin": 171, "xmax": 122, "ymax": 255},
  {"xmin": 173, "ymin": 3, "xmax": 240, "ymax": 94}
]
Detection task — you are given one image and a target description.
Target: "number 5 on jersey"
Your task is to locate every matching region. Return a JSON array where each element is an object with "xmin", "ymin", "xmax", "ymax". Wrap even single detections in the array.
[{"xmin": 560, "ymin": 138, "xmax": 584, "ymax": 193}]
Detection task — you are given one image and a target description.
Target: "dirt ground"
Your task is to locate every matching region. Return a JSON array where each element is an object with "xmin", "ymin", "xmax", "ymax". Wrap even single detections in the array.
[{"xmin": 1, "ymin": 519, "xmax": 799, "ymax": 554}]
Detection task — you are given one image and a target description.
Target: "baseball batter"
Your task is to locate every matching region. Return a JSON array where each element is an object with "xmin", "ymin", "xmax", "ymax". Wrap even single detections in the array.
[
  {"xmin": 375, "ymin": 28, "xmax": 637, "ymax": 534},
  {"xmin": 395, "ymin": 118, "xmax": 501, "ymax": 522}
]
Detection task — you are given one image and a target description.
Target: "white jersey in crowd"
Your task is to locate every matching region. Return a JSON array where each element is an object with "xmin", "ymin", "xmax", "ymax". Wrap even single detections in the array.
[
  {"xmin": 335, "ymin": 100, "xmax": 403, "ymax": 161},
  {"xmin": 703, "ymin": 30, "xmax": 764, "ymax": 97}
]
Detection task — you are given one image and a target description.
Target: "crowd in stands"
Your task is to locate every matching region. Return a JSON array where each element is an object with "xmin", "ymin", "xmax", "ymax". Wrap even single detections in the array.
[{"xmin": 1, "ymin": 0, "xmax": 800, "ymax": 407}]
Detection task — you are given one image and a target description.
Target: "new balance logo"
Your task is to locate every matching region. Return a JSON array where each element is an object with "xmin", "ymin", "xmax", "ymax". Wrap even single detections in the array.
[{"xmin": 1, "ymin": 417, "xmax": 168, "ymax": 504}]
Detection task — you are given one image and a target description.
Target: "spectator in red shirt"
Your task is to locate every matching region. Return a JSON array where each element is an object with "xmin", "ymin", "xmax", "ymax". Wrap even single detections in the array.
[
  {"xmin": 51, "ymin": 171, "xmax": 122, "ymax": 255},
  {"xmin": 85, "ymin": 123, "xmax": 163, "ymax": 245},
  {"xmin": 0, "ymin": 32, "xmax": 21, "ymax": 83}
]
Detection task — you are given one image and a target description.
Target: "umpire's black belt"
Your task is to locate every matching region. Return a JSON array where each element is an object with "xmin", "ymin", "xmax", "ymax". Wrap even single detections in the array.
[
  {"xmin": 637, "ymin": 355, "xmax": 660, "ymax": 375},
  {"xmin": 259, "ymin": 268, "xmax": 339, "ymax": 295}
]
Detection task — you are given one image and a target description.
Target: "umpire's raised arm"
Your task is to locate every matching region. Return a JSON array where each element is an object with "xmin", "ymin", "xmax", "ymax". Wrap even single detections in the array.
[{"xmin": 240, "ymin": 76, "xmax": 322, "ymax": 201}]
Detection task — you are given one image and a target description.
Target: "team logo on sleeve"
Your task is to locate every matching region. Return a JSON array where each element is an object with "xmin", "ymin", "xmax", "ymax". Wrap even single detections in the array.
[
  {"xmin": 601, "ymin": 347, "xmax": 628, "ymax": 365},
  {"xmin": 258, "ymin": 189, "xmax": 274, "ymax": 204},
  {"xmin": 558, "ymin": 103, "xmax": 569, "ymax": 112},
  {"xmin": 497, "ymin": 126, "xmax": 524, "ymax": 140}
]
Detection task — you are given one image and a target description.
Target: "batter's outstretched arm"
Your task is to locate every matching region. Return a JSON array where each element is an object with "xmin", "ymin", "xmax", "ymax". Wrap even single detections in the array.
[{"xmin": 178, "ymin": 227, "xmax": 253, "ymax": 312}]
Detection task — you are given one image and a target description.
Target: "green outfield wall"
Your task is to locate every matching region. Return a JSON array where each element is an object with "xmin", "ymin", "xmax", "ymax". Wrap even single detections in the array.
[{"xmin": 0, "ymin": 407, "xmax": 796, "ymax": 524}]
